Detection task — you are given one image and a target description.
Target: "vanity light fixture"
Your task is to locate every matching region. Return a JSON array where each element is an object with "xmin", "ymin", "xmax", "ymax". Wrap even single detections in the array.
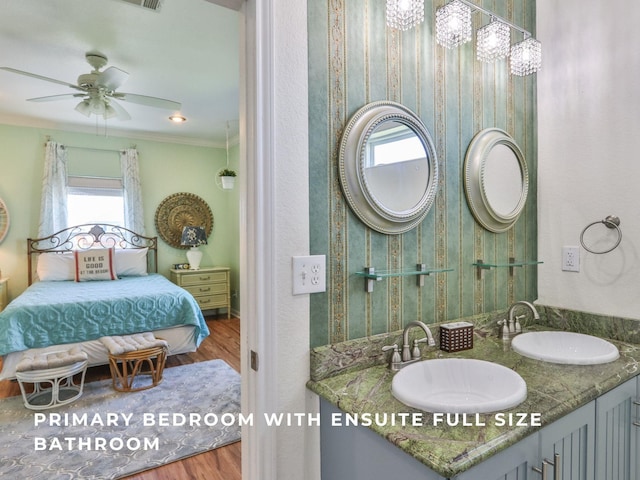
[
  {"xmin": 386, "ymin": 0, "xmax": 425, "ymax": 31},
  {"xmin": 510, "ymin": 36, "xmax": 542, "ymax": 76},
  {"xmin": 476, "ymin": 17, "xmax": 511, "ymax": 62},
  {"xmin": 169, "ymin": 114, "xmax": 187, "ymax": 123},
  {"xmin": 435, "ymin": 0, "xmax": 542, "ymax": 75},
  {"xmin": 435, "ymin": 0, "xmax": 472, "ymax": 48}
]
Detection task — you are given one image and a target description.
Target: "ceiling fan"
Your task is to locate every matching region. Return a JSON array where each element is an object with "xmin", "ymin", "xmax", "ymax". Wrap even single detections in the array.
[{"xmin": 0, "ymin": 51, "xmax": 181, "ymax": 121}]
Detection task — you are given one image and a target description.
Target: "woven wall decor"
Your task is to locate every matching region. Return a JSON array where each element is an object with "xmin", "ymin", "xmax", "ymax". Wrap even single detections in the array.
[{"xmin": 154, "ymin": 192, "xmax": 213, "ymax": 248}]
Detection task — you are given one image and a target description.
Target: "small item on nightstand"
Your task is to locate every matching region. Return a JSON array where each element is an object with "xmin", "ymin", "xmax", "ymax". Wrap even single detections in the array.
[{"xmin": 439, "ymin": 321, "xmax": 474, "ymax": 352}]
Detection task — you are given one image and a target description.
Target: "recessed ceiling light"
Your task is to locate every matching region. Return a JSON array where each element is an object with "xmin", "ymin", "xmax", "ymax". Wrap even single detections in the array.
[{"xmin": 169, "ymin": 115, "xmax": 187, "ymax": 123}]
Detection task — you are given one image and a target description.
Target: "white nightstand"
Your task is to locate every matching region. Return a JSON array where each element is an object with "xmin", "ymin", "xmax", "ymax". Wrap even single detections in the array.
[
  {"xmin": 170, "ymin": 267, "xmax": 230, "ymax": 318},
  {"xmin": 0, "ymin": 277, "xmax": 8, "ymax": 312}
]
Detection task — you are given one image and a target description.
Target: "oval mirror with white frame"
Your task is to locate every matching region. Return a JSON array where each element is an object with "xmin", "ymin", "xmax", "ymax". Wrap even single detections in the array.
[
  {"xmin": 339, "ymin": 101, "xmax": 439, "ymax": 234},
  {"xmin": 464, "ymin": 128, "xmax": 529, "ymax": 233}
]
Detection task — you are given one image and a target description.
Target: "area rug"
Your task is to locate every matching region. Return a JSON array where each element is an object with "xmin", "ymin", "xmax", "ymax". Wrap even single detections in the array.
[{"xmin": 0, "ymin": 359, "xmax": 241, "ymax": 479}]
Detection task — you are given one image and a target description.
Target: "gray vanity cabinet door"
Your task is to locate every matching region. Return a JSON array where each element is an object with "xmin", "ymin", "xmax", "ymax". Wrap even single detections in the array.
[
  {"xmin": 594, "ymin": 377, "xmax": 638, "ymax": 480},
  {"xmin": 453, "ymin": 432, "xmax": 538, "ymax": 480},
  {"xmin": 319, "ymin": 399, "xmax": 445, "ymax": 480},
  {"xmin": 539, "ymin": 401, "xmax": 596, "ymax": 480}
]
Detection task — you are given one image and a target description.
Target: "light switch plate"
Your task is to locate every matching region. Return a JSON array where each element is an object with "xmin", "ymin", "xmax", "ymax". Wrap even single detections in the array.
[{"xmin": 292, "ymin": 255, "xmax": 326, "ymax": 295}]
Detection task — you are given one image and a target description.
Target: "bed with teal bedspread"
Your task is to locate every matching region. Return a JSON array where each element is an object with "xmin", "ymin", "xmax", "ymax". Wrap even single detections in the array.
[{"xmin": 0, "ymin": 274, "xmax": 209, "ymax": 356}]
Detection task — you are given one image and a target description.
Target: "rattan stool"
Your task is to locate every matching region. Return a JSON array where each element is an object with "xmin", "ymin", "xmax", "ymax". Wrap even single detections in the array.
[
  {"xmin": 102, "ymin": 333, "xmax": 168, "ymax": 392},
  {"xmin": 107, "ymin": 346, "xmax": 167, "ymax": 392},
  {"xmin": 15, "ymin": 348, "xmax": 88, "ymax": 410}
]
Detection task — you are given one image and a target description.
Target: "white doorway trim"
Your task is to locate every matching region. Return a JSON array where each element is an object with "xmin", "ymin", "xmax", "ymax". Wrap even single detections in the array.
[
  {"xmin": 239, "ymin": 0, "xmax": 314, "ymax": 478},
  {"xmin": 239, "ymin": 0, "xmax": 278, "ymax": 478}
]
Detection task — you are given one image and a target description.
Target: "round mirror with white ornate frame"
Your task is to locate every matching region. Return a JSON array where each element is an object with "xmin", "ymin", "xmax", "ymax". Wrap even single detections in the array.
[
  {"xmin": 464, "ymin": 128, "xmax": 528, "ymax": 233},
  {"xmin": 338, "ymin": 101, "xmax": 439, "ymax": 234},
  {"xmin": 0, "ymin": 197, "xmax": 9, "ymax": 243}
]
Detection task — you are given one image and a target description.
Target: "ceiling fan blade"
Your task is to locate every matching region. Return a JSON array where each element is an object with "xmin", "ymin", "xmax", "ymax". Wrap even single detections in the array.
[
  {"xmin": 28, "ymin": 93, "xmax": 86, "ymax": 102},
  {"xmin": 98, "ymin": 66, "xmax": 129, "ymax": 91},
  {"xmin": 107, "ymin": 99, "xmax": 131, "ymax": 121},
  {"xmin": 0, "ymin": 67, "xmax": 84, "ymax": 91},
  {"xmin": 115, "ymin": 92, "xmax": 181, "ymax": 110}
]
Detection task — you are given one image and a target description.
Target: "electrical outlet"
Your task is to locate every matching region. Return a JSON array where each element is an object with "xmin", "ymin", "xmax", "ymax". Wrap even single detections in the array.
[
  {"xmin": 562, "ymin": 246, "xmax": 580, "ymax": 272},
  {"xmin": 292, "ymin": 255, "xmax": 327, "ymax": 295}
]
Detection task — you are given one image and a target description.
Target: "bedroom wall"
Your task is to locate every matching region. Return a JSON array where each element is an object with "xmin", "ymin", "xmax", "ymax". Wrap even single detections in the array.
[
  {"xmin": 0, "ymin": 123, "xmax": 241, "ymax": 313},
  {"xmin": 308, "ymin": 0, "xmax": 538, "ymax": 347}
]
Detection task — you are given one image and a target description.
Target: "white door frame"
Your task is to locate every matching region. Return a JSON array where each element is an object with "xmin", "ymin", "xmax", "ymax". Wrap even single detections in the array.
[
  {"xmin": 239, "ymin": 0, "xmax": 313, "ymax": 478},
  {"xmin": 240, "ymin": 0, "xmax": 278, "ymax": 478}
]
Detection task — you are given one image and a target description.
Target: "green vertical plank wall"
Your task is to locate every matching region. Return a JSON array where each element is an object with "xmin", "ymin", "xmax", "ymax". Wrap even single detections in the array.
[{"xmin": 308, "ymin": 0, "xmax": 538, "ymax": 348}]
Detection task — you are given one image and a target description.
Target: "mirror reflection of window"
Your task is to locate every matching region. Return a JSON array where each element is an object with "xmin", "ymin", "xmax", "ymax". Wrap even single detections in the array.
[
  {"xmin": 367, "ymin": 123, "xmax": 426, "ymax": 166},
  {"xmin": 364, "ymin": 122, "xmax": 430, "ymax": 214}
]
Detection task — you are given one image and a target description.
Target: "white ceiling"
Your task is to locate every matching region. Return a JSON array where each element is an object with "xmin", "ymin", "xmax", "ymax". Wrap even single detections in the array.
[{"xmin": 0, "ymin": 0, "xmax": 240, "ymax": 147}]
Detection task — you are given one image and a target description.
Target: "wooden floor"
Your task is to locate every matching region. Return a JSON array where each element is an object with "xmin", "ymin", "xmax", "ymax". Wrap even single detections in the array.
[{"xmin": 0, "ymin": 314, "xmax": 242, "ymax": 480}]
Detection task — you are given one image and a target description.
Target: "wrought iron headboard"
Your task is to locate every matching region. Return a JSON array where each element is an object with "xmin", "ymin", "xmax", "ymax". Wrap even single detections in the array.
[{"xmin": 27, "ymin": 224, "xmax": 158, "ymax": 285}]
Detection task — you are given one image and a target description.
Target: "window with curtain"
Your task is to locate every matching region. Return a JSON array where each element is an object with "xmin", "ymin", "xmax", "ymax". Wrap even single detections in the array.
[
  {"xmin": 38, "ymin": 142, "xmax": 144, "ymax": 237},
  {"xmin": 66, "ymin": 176, "xmax": 125, "ymax": 227}
]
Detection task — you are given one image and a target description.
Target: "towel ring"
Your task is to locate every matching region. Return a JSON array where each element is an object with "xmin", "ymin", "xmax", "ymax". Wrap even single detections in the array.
[{"xmin": 579, "ymin": 215, "xmax": 622, "ymax": 254}]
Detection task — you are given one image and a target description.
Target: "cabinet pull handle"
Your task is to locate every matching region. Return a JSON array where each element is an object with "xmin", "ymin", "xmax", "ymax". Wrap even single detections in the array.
[
  {"xmin": 199, "ymin": 276, "xmax": 211, "ymax": 281},
  {"xmin": 199, "ymin": 287, "xmax": 211, "ymax": 292},
  {"xmin": 551, "ymin": 453, "xmax": 561, "ymax": 480},
  {"xmin": 633, "ymin": 398, "xmax": 640, "ymax": 406},
  {"xmin": 532, "ymin": 463, "xmax": 548, "ymax": 480},
  {"xmin": 634, "ymin": 421, "xmax": 640, "ymax": 427},
  {"xmin": 534, "ymin": 454, "xmax": 561, "ymax": 480}
]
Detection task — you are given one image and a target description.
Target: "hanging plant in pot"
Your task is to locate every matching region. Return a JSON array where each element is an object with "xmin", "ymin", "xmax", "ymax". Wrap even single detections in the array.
[{"xmin": 219, "ymin": 168, "xmax": 237, "ymax": 190}]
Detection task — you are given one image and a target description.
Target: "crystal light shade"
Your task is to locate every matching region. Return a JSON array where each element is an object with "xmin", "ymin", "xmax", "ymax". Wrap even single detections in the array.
[
  {"xmin": 510, "ymin": 37, "xmax": 542, "ymax": 76},
  {"xmin": 476, "ymin": 19, "xmax": 510, "ymax": 62},
  {"xmin": 386, "ymin": 0, "xmax": 425, "ymax": 31},
  {"xmin": 435, "ymin": 0, "xmax": 472, "ymax": 49}
]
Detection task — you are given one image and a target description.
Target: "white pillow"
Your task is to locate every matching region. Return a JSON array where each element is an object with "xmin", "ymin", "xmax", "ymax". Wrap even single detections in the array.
[
  {"xmin": 36, "ymin": 252, "xmax": 75, "ymax": 281},
  {"xmin": 114, "ymin": 248, "xmax": 148, "ymax": 276},
  {"xmin": 74, "ymin": 248, "xmax": 118, "ymax": 282}
]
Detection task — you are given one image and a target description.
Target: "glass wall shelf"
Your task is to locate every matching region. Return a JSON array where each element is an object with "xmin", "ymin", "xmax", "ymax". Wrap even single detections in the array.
[
  {"xmin": 473, "ymin": 257, "xmax": 543, "ymax": 279},
  {"xmin": 355, "ymin": 264, "xmax": 453, "ymax": 292}
]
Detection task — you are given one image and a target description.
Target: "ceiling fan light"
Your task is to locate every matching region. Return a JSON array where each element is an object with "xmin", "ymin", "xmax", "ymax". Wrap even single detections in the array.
[
  {"xmin": 169, "ymin": 114, "xmax": 187, "ymax": 123},
  {"xmin": 75, "ymin": 100, "xmax": 92, "ymax": 117},
  {"xmin": 104, "ymin": 104, "xmax": 118, "ymax": 119},
  {"xmin": 89, "ymin": 97, "xmax": 106, "ymax": 115}
]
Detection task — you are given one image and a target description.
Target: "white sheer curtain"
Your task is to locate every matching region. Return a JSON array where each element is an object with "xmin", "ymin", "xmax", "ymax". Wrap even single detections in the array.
[
  {"xmin": 120, "ymin": 148, "xmax": 145, "ymax": 235},
  {"xmin": 38, "ymin": 141, "xmax": 68, "ymax": 238}
]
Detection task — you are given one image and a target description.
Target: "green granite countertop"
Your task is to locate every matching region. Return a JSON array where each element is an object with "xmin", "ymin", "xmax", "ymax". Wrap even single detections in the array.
[{"xmin": 307, "ymin": 322, "xmax": 640, "ymax": 478}]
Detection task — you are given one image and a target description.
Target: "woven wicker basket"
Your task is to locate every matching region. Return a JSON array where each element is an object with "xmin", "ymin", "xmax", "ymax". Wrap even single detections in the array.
[{"xmin": 439, "ymin": 322, "xmax": 474, "ymax": 352}]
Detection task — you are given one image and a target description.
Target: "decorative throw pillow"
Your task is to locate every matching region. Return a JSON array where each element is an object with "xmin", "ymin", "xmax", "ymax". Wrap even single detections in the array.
[
  {"xmin": 36, "ymin": 252, "xmax": 75, "ymax": 281},
  {"xmin": 74, "ymin": 248, "xmax": 118, "ymax": 282},
  {"xmin": 114, "ymin": 248, "xmax": 149, "ymax": 276}
]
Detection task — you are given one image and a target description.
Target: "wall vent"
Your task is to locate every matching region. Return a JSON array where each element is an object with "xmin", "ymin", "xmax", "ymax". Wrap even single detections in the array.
[{"xmin": 116, "ymin": 0, "xmax": 163, "ymax": 12}]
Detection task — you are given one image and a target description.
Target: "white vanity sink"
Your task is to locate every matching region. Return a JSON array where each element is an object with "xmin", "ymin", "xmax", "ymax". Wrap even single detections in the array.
[
  {"xmin": 391, "ymin": 358, "xmax": 527, "ymax": 414},
  {"xmin": 511, "ymin": 331, "xmax": 619, "ymax": 365}
]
